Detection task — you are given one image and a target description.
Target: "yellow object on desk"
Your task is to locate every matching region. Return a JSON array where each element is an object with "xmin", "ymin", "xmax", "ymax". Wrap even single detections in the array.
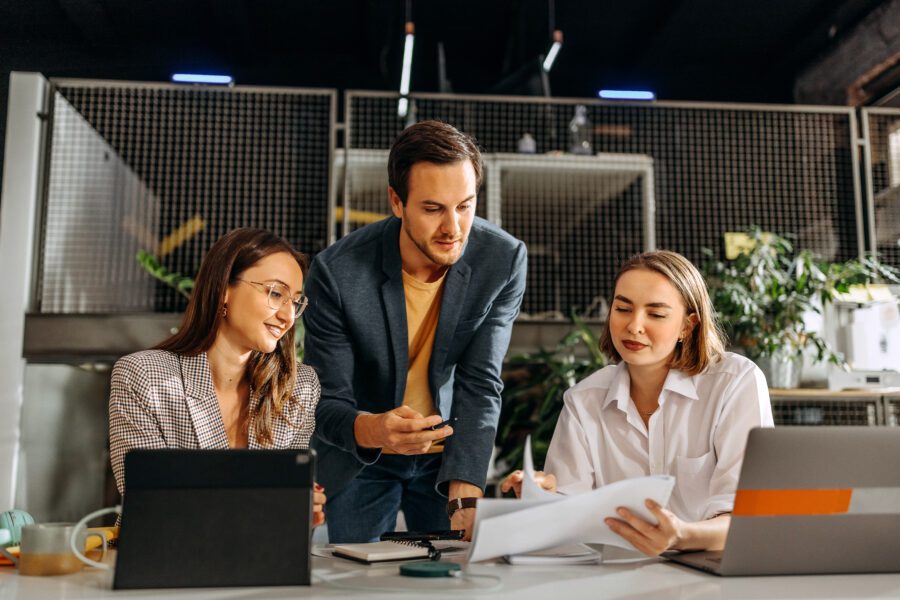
[{"xmin": 0, "ymin": 526, "xmax": 118, "ymax": 566}]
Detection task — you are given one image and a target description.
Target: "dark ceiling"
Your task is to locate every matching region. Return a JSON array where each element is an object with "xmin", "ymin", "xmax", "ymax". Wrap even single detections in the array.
[{"xmin": 0, "ymin": 0, "xmax": 889, "ymax": 104}]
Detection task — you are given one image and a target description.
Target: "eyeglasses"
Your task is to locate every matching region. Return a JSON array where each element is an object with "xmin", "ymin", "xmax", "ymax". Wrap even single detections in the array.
[{"xmin": 235, "ymin": 279, "xmax": 309, "ymax": 318}]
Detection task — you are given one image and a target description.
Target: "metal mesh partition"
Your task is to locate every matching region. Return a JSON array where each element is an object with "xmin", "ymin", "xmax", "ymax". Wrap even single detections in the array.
[
  {"xmin": 347, "ymin": 92, "xmax": 861, "ymax": 321},
  {"xmin": 488, "ymin": 153, "xmax": 653, "ymax": 319},
  {"xmin": 770, "ymin": 397, "xmax": 880, "ymax": 426},
  {"xmin": 887, "ymin": 396, "xmax": 900, "ymax": 427},
  {"xmin": 40, "ymin": 80, "xmax": 335, "ymax": 313},
  {"xmin": 863, "ymin": 108, "xmax": 900, "ymax": 268}
]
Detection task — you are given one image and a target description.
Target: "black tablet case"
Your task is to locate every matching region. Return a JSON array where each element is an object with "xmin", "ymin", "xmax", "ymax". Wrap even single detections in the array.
[{"xmin": 114, "ymin": 449, "xmax": 314, "ymax": 589}]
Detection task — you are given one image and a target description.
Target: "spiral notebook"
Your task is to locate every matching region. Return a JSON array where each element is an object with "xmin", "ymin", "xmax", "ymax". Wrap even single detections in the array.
[{"xmin": 331, "ymin": 541, "xmax": 430, "ymax": 564}]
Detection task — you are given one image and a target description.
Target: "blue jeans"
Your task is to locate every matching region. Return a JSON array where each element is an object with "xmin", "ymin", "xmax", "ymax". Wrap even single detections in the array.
[{"xmin": 324, "ymin": 453, "xmax": 449, "ymax": 543}]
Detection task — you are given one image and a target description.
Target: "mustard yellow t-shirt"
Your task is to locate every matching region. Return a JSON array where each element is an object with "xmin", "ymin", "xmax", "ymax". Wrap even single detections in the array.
[
  {"xmin": 383, "ymin": 269, "xmax": 447, "ymax": 454},
  {"xmin": 401, "ymin": 269, "xmax": 446, "ymax": 417}
]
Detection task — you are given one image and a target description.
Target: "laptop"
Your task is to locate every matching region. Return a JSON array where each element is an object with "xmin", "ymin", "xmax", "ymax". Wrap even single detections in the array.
[
  {"xmin": 114, "ymin": 449, "xmax": 315, "ymax": 589},
  {"xmin": 668, "ymin": 427, "xmax": 900, "ymax": 576}
]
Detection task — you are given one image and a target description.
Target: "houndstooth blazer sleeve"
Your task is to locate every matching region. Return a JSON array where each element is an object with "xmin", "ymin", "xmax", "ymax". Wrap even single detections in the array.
[
  {"xmin": 109, "ymin": 350, "xmax": 320, "ymax": 495},
  {"xmin": 287, "ymin": 362, "xmax": 320, "ymax": 449},
  {"xmin": 108, "ymin": 351, "xmax": 174, "ymax": 495}
]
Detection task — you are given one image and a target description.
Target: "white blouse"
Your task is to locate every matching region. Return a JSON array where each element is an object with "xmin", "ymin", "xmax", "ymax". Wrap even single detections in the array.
[{"xmin": 544, "ymin": 352, "xmax": 774, "ymax": 523}]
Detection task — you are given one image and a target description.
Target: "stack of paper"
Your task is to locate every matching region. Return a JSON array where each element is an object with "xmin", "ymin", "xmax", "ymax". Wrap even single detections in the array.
[
  {"xmin": 504, "ymin": 543, "xmax": 603, "ymax": 565},
  {"xmin": 467, "ymin": 437, "xmax": 675, "ymax": 563}
]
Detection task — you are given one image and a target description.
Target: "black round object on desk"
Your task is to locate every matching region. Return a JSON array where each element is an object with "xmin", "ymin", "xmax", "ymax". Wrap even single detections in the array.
[{"xmin": 399, "ymin": 562, "xmax": 461, "ymax": 577}]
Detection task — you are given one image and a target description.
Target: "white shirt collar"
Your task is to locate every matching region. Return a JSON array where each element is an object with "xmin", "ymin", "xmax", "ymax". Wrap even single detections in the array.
[
  {"xmin": 601, "ymin": 361, "xmax": 699, "ymax": 411},
  {"xmin": 662, "ymin": 368, "xmax": 700, "ymax": 401},
  {"xmin": 602, "ymin": 362, "xmax": 632, "ymax": 412}
]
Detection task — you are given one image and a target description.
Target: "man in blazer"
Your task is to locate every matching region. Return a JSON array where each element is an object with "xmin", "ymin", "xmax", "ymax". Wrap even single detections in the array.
[{"xmin": 304, "ymin": 121, "xmax": 527, "ymax": 542}]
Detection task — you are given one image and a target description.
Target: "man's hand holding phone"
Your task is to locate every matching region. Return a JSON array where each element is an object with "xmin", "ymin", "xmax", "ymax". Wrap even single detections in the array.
[{"xmin": 354, "ymin": 406, "xmax": 454, "ymax": 454}]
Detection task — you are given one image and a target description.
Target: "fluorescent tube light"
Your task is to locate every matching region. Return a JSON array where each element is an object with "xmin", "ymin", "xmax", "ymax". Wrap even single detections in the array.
[
  {"xmin": 598, "ymin": 89, "xmax": 656, "ymax": 100},
  {"xmin": 400, "ymin": 25, "xmax": 414, "ymax": 95},
  {"xmin": 542, "ymin": 30, "xmax": 563, "ymax": 72},
  {"xmin": 171, "ymin": 73, "xmax": 233, "ymax": 85},
  {"xmin": 398, "ymin": 22, "xmax": 415, "ymax": 117}
]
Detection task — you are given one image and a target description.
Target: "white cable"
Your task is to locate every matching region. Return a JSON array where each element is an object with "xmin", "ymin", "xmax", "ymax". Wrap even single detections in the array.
[{"xmin": 69, "ymin": 505, "xmax": 121, "ymax": 570}]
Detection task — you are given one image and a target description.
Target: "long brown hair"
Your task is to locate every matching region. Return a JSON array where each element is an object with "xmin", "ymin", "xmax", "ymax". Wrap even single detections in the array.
[
  {"xmin": 156, "ymin": 228, "xmax": 309, "ymax": 445},
  {"xmin": 599, "ymin": 250, "xmax": 726, "ymax": 376}
]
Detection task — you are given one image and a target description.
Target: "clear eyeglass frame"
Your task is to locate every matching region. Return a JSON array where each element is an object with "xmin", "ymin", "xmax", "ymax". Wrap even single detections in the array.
[{"xmin": 236, "ymin": 279, "xmax": 308, "ymax": 318}]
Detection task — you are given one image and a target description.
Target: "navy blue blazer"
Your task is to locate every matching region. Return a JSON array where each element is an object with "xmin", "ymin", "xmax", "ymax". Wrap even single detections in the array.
[{"xmin": 303, "ymin": 216, "xmax": 527, "ymax": 495}]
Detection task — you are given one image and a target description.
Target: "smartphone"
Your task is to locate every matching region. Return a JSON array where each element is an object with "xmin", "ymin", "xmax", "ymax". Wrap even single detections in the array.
[
  {"xmin": 381, "ymin": 530, "xmax": 465, "ymax": 542},
  {"xmin": 426, "ymin": 417, "xmax": 458, "ymax": 431}
]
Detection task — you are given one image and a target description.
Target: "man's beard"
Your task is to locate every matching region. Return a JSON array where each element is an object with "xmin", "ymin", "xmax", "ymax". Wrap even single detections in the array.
[{"xmin": 404, "ymin": 220, "xmax": 464, "ymax": 267}]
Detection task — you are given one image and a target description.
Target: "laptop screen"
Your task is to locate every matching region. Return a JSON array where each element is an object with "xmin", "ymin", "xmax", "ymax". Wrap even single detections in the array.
[{"xmin": 722, "ymin": 427, "xmax": 900, "ymax": 576}]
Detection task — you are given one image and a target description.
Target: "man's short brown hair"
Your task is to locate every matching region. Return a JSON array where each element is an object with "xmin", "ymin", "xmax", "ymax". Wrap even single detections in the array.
[{"xmin": 387, "ymin": 120, "xmax": 483, "ymax": 204}]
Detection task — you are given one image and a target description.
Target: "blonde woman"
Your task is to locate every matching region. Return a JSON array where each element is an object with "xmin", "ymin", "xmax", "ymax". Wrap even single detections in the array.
[{"xmin": 502, "ymin": 251, "xmax": 773, "ymax": 556}]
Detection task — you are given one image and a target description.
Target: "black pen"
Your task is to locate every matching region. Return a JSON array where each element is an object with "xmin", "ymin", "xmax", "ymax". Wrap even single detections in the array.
[{"xmin": 427, "ymin": 417, "xmax": 458, "ymax": 431}]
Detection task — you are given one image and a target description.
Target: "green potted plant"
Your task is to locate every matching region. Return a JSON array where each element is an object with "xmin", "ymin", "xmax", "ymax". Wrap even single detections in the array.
[
  {"xmin": 496, "ymin": 314, "xmax": 606, "ymax": 473},
  {"xmin": 702, "ymin": 227, "xmax": 900, "ymax": 388}
]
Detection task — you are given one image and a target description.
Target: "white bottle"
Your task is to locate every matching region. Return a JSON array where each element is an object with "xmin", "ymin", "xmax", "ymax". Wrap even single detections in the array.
[
  {"xmin": 517, "ymin": 132, "xmax": 536, "ymax": 154},
  {"xmin": 569, "ymin": 105, "xmax": 592, "ymax": 155}
]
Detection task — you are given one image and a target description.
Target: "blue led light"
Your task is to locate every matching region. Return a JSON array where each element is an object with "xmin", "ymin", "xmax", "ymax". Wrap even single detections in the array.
[
  {"xmin": 598, "ymin": 89, "xmax": 655, "ymax": 100},
  {"xmin": 171, "ymin": 73, "xmax": 233, "ymax": 85}
]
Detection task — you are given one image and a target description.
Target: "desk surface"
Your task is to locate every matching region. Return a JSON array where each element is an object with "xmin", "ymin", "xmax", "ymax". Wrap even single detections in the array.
[
  {"xmin": 768, "ymin": 387, "xmax": 900, "ymax": 398},
  {"xmin": 2, "ymin": 550, "xmax": 900, "ymax": 599}
]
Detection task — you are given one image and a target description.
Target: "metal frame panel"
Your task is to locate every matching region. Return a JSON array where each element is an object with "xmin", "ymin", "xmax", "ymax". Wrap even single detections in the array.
[
  {"xmin": 50, "ymin": 78, "xmax": 335, "ymax": 96},
  {"xmin": 850, "ymin": 111, "xmax": 868, "ymax": 257},
  {"xmin": 344, "ymin": 89, "xmax": 858, "ymax": 115},
  {"xmin": 326, "ymin": 91, "xmax": 338, "ymax": 246},
  {"xmin": 37, "ymin": 78, "xmax": 337, "ymax": 313},
  {"xmin": 0, "ymin": 72, "xmax": 51, "ymax": 509},
  {"xmin": 861, "ymin": 107, "xmax": 900, "ymax": 264},
  {"xmin": 861, "ymin": 109, "xmax": 876, "ymax": 255}
]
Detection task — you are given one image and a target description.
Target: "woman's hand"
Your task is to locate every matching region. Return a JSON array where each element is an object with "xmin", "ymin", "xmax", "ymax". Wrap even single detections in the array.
[
  {"xmin": 313, "ymin": 483, "xmax": 327, "ymax": 527},
  {"xmin": 499, "ymin": 470, "xmax": 558, "ymax": 498},
  {"xmin": 604, "ymin": 499, "xmax": 685, "ymax": 556}
]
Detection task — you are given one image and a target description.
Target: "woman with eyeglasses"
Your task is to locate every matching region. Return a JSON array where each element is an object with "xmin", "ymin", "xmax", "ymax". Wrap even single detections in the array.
[{"xmin": 108, "ymin": 228, "xmax": 325, "ymax": 526}]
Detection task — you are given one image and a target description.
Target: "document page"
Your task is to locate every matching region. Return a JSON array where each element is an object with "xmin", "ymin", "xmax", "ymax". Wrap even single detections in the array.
[
  {"xmin": 520, "ymin": 436, "xmax": 565, "ymax": 502},
  {"xmin": 468, "ymin": 437, "xmax": 675, "ymax": 563}
]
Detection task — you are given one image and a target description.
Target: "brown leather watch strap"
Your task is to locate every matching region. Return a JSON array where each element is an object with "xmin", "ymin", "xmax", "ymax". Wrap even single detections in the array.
[{"xmin": 447, "ymin": 497, "xmax": 479, "ymax": 517}]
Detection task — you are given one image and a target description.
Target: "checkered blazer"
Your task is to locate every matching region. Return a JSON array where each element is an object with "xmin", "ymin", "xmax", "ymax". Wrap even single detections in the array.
[{"xmin": 109, "ymin": 349, "xmax": 319, "ymax": 494}]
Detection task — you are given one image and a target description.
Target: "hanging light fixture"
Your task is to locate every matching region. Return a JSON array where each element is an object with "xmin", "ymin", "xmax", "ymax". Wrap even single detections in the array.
[
  {"xmin": 398, "ymin": 0, "xmax": 415, "ymax": 118},
  {"xmin": 541, "ymin": 0, "xmax": 562, "ymax": 73},
  {"xmin": 542, "ymin": 30, "xmax": 563, "ymax": 72}
]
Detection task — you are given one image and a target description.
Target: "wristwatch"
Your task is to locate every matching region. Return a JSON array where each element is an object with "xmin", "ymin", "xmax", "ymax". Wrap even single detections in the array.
[{"xmin": 447, "ymin": 497, "xmax": 479, "ymax": 517}]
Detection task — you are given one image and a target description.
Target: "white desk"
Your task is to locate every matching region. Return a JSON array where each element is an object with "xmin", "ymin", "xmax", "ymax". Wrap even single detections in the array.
[{"xmin": 2, "ymin": 551, "xmax": 900, "ymax": 599}]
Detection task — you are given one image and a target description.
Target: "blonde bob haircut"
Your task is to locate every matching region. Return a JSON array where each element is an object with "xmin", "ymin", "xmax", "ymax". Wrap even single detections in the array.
[{"xmin": 599, "ymin": 250, "xmax": 726, "ymax": 376}]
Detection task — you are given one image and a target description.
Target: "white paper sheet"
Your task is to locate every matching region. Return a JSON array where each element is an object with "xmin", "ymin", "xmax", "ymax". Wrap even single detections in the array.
[
  {"xmin": 520, "ymin": 435, "xmax": 564, "ymax": 502},
  {"xmin": 468, "ymin": 436, "xmax": 675, "ymax": 563}
]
